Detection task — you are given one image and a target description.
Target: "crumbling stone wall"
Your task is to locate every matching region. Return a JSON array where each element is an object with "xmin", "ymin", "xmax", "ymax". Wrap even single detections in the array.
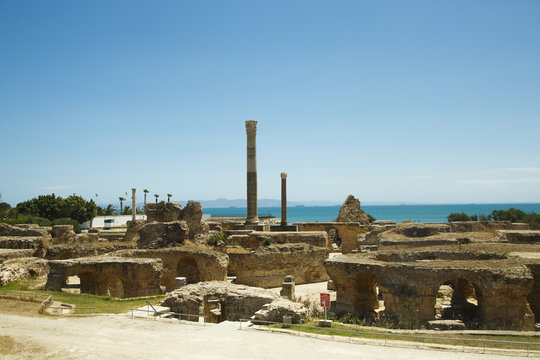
[
  {"xmin": 145, "ymin": 201, "xmax": 209, "ymax": 239},
  {"xmin": 44, "ymin": 243, "xmax": 136, "ymax": 260},
  {"xmin": 450, "ymin": 221, "xmax": 529, "ymax": 232},
  {"xmin": 497, "ymin": 230, "xmax": 540, "ymax": 244},
  {"xmin": 325, "ymin": 249, "xmax": 537, "ymax": 330},
  {"xmin": 0, "ymin": 257, "xmax": 49, "ymax": 286},
  {"xmin": 161, "ymin": 281, "xmax": 306, "ymax": 323},
  {"xmin": 45, "ymin": 256, "xmax": 163, "ymax": 298},
  {"xmin": 295, "ymin": 223, "xmax": 368, "ymax": 253},
  {"xmin": 137, "ymin": 221, "xmax": 189, "ymax": 249},
  {"xmin": 335, "ymin": 195, "xmax": 370, "ymax": 224},
  {"xmin": 227, "ymin": 231, "xmax": 329, "ymax": 250},
  {"xmin": 112, "ymin": 245, "xmax": 229, "ymax": 291},
  {"xmin": 229, "ymin": 243, "xmax": 329, "ymax": 288}
]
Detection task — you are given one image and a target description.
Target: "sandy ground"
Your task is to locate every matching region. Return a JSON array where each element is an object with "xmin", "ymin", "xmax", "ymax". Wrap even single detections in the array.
[{"xmin": 0, "ymin": 313, "xmax": 533, "ymax": 360}]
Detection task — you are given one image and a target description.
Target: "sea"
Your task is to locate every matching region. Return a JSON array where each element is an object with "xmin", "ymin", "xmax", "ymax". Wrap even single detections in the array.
[{"xmin": 205, "ymin": 203, "xmax": 540, "ymax": 224}]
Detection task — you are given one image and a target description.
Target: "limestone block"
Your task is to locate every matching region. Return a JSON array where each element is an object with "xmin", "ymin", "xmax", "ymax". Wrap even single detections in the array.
[
  {"xmin": 145, "ymin": 201, "xmax": 182, "ymax": 222},
  {"xmin": 137, "ymin": 221, "xmax": 188, "ymax": 249},
  {"xmin": 53, "ymin": 225, "xmax": 76, "ymax": 244},
  {"xmin": 335, "ymin": 195, "xmax": 370, "ymax": 224},
  {"xmin": 230, "ymin": 243, "xmax": 329, "ymax": 288}
]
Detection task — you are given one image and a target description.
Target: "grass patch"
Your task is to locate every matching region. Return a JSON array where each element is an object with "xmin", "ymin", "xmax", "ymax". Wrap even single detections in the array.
[
  {"xmin": 268, "ymin": 320, "xmax": 540, "ymax": 352},
  {"xmin": 0, "ymin": 280, "xmax": 166, "ymax": 315}
]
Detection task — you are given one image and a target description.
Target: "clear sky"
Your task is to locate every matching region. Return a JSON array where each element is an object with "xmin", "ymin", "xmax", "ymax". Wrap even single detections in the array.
[{"xmin": 1, "ymin": 0, "xmax": 539, "ymax": 206}]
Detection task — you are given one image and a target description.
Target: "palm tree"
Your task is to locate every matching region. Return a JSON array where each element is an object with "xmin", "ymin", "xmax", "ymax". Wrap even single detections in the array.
[
  {"xmin": 104, "ymin": 204, "xmax": 115, "ymax": 216},
  {"xmin": 143, "ymin": 189, "xmax": 149, "ymax": 206},
  {"xmin": 119, "ymin": 197, "xmax": 126, "ymax": 214},
  {"xmin": 154, "ymin": 194, "xmax": 159, "ymax": 203},
  {"xmin": 167, "ymin": 193, "xmax": 172, "ymax": 202}
]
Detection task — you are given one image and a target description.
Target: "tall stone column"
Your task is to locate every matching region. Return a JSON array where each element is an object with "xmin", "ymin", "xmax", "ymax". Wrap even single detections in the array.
[
  {"xmin": 131, "ymin": 188, "xmax": 136, "ymax": 221},
  {"xmin": 281, "ymin": 172, "xmax": 287, "ymax": 226},
  {"xmin": 245, "ymin": 120, "xmax": 259, "ymax": 225}
]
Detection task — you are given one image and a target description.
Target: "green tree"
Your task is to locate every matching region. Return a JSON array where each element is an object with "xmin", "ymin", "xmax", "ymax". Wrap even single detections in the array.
[
  {"xmin": 447, "ymin": 212, "xmax": 478, "ymax": 222},
  {"xmin": 154, "ymin": 194, "xmax": 159, "ymax": 203},
  {"xmin": 98, "ymin": 204, "xmax": 116, "ymax": 216},
  {"xmin": 167, "ymin": 193, "xmax": 172, "ymax": 202},
  {"xmin": 119, "ymin": 197, "xmax": 126, "ymax": 214},
  {"xmin": 122, "ymin": 206, "xmax": 131, "ymax": 215},
  {"xmin": 15, "ymin": 193, "xmax": 95, "ymax": 223},
  {"xmin": 143, "ymin": 189, "xmax": 149, "ymax": 207}
]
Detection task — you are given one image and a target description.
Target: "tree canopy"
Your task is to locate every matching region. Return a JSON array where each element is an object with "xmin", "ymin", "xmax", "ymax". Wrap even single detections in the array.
[{"xmin": 15, "ymin": 194, "xmax": 97, "ymax": 223}]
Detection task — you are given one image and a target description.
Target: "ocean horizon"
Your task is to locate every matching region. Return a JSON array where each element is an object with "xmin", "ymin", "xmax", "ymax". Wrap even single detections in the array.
[{"xmin": 204, "ymin": 203, "xmax": 540, "ymax": 224}]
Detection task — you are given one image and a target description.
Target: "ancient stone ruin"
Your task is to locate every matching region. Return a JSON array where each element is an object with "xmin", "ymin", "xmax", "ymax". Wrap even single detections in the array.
[
  {"xmin": 228, "ymin": 243, "xmax": 329, "ymax": 287},
  {"xmin": 45, "ymin": 257, "xmax": 163, "ymax": 298},
  {"xmin": 335, "ymin": 194, "xmax": 370, "ymax": 224},
  {"xmin": 160, "ymin": 281, "xmax": 307, "ymax": 324},
  {"xmin": 325, "ymin": 243, "xmax": 540, "ymax": 330}
]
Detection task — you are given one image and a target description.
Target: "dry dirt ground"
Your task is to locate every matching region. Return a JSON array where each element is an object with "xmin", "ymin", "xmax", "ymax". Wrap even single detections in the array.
[{"xmin": 0, "ymin": 312, "xmax": 533, "ymax": 360}]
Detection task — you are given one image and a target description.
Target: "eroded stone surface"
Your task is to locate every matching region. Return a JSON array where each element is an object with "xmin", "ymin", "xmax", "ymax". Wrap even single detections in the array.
[
  {"xmin": 335, "ymin": 195, "xmax": 370, "ymax": 224},
  {"xmin": 0, "ymin": 257, "xmax": 49, "ymax": 285},
  {"xmin": 325, "ymin": 246, "xmax": 539, "ymax": 330},
  {"xmin": 161, "ymin": 281, "xmax": 307, "ymax": 323},
  {"xmin": 182, "ymin": 201, "xmax": 209, "ymax": 238},
  {"xmin": 450, "ymin": 221, "xmax": 529, "ymax": 232},
  {"xmin": 137, "ymin": 221, "xmax": 189, "ymax": 249},
  {"xmin": 145, "ymin": 201, "xmax": 182, "ymax": 222},
  {"xmin": 53, "ymin": 225, "xmax": 76, "ymax": 244},
  {"xmin": 45, "ymin": 256, "xmax": 163, "ymax": 298},
  {"xmin": 295, "ymin": 223, "xmax": 369, "ymax": 253},
  {"xmin": 112, "ymin": 245, "xmax": 228, "ymax": 291},
  {"xmin": 44, "ymin": 243, "xmax": 136, "ymax": 260},
  {"xmin": 229, "ymin": 243, "xmax": 329, "ymax": 288},
  {"xmin": 497, "ymin": 230, "xmax": 540, "ymax": 244},
  {"xmin": 124, "ymin": 220, "xmax": 145, "ymax": 242},
  {"xmin": 227, "ymin": 231, "xmax": 329, "ymax": 250}
]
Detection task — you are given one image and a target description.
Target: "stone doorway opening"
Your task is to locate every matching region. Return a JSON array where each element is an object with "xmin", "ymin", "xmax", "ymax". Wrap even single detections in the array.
[
  {"xmin": 62, "ymin": 275, "xmax": 81, "ymax": 294},
  {"xmin": 351, "ymin": 272, "xmax": 384, "ymax": 320},
  {"xmin": 177, "ymin": 256, "xmax": 200, "ymax": 284},
  {"xmin": 105, "ymin": 275, "xmax": 124, "ymax": 298},
  {"xmin": 435, "ymin": 278, "xmax": 479, "ymax": 324}
]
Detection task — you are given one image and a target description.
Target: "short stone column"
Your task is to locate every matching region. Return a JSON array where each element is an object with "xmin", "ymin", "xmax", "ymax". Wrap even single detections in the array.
[
  {"xmin": 245, "ymin": 120, "xmax": 259, "ymax": 225},
  {"xmin": 280, "ymin": 275, "xmax": 295, "ymax": 301},
  {"xmin": 131, "ymin": 188, "xmax": 136, "ymax": 221}
]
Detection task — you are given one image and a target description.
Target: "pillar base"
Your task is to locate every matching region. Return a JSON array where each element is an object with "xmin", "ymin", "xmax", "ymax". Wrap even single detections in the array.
[
  {"xmin": 234, "ymin": 224, "xmax": 268, "ymax": 231},
  {"xmin": 270, "ymin": 225, "xmax": 298, "ymax": 232}
]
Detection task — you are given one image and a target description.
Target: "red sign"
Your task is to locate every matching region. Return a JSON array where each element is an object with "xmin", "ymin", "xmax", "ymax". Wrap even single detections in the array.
[{"xmin": 320, "ymin": 293, "xmax": 331, "ymax": 308}]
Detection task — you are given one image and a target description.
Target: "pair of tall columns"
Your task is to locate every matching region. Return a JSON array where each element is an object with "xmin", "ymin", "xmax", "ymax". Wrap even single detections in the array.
[{"xmin": 244, "ymin": 120, "xmax": 289, "ymax": 226}]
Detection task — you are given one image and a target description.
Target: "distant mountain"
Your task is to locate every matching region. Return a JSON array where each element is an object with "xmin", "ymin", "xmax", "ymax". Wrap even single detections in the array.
[
  {"xmin": 98, "ymin": 198, "xmax": 341, "ymax": 209},
  {"xmin": 189, "ymin": 198, "xmax": 340, "ymax": 208}
]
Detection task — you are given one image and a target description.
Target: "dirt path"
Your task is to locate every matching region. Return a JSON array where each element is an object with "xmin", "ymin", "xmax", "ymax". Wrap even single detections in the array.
[{"xmin": 0, "ymin": 313, "xmax": 532, "ymax": 360}]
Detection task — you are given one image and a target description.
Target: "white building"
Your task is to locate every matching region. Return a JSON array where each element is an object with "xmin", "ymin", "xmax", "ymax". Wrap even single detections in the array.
[{"xmin": 81, "ymin": 215, "xmax": 147, "ymax": 229}]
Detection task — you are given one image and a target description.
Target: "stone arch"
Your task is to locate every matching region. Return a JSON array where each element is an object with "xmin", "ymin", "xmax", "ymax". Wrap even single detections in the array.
[
  {"xmin": 105, "ymin": 274, "xmax": 124, "ymax": 298},
  {"xmin": 327, "ymin": 227, "xmax": 340, "ymax": 247},
  {"xmin": 350, "ymin": 271, "xmax": 380, "ymax": 319},
  {"xmin": 434, "ymin": 278, "xmax": 479, "ymax": 323},
  {"xmin": 177, "ymin": 256, "xmax": 201, "ymax": 284}
]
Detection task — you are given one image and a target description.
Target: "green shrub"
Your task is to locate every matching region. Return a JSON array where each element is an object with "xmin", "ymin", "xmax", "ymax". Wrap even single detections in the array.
[
  {"xmin": 51, "ymin": 218, "xmax": 81, "ymax": 234},
  {"xmin": 489, "ymin": 208, "xmax": 540, "ymax": 230},
  {"xmin": 447, "ymin": 212, "xmax": 478, "ymax": 222},
  {"xmin": 207, "ymin": 231, "xmax": 225, "ymax": 246},
  {"xmin": 261, "ymin": 237, "xmax": 273, "ymax": 246},
  {"xmin": 1, "ymin": 214, "xmax": 51, "ymax": 227}
]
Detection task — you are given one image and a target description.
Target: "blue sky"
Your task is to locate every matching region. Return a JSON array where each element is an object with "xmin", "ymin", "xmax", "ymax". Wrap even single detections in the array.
[{"xmin": 1, "ymin": 0, "xmax": 539, "ymax": 206}]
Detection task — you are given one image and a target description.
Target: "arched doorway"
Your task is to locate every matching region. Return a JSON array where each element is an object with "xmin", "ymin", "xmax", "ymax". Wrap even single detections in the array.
[
  {"xmin": 434, "ymin": 278, "xmax": 479, "ymax": 324},
  {"xmin": 177, "ymin": 256, "xmax": 200, "ymax": 284},
  {"xmin": 352, "ymin": 272, "xmax": 381, "ymax": 319},
  {"xmin": 106, "ymin": 275, "xmax": 124, "ymax": 298}
]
